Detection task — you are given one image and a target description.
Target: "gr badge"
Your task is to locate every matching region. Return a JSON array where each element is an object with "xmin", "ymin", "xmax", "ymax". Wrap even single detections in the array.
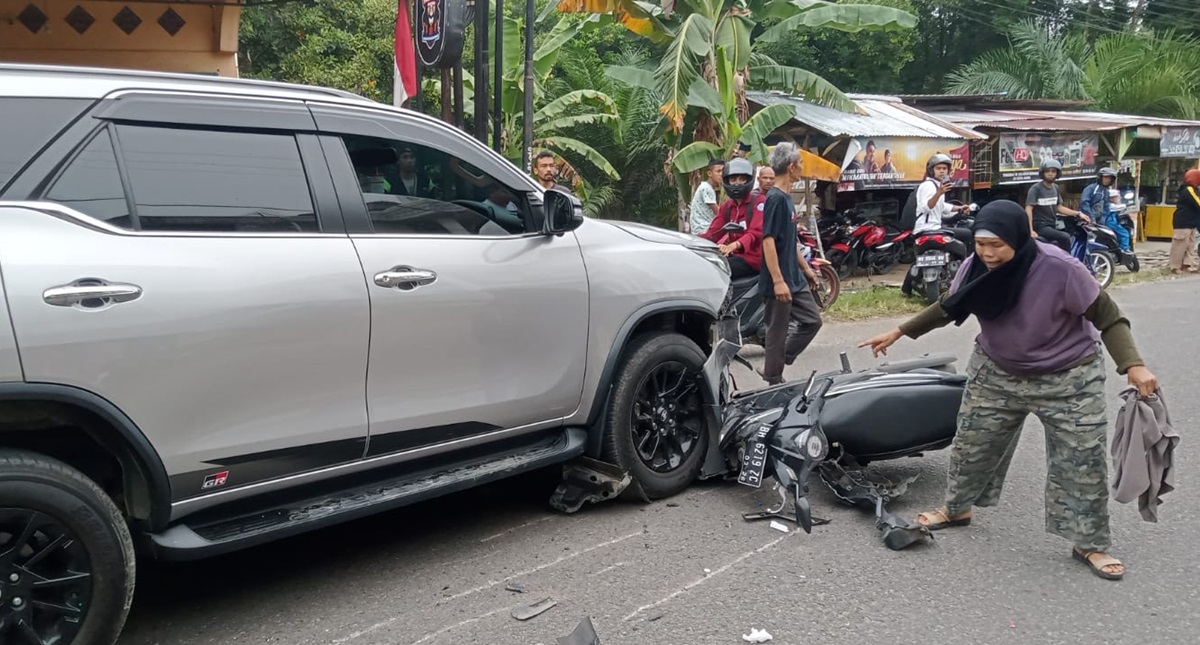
[{"xmin": 202, "ymin": 470, "xmax": 230, "ymax": 490}]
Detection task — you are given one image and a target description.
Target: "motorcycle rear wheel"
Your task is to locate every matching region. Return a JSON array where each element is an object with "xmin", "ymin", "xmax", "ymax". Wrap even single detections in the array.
[
  {"xmin": 1125, "ymin": 253, "xmax": 1140, "ymax": 273},
  {"xmin": 923, "ymin": 279, "xmax": 940, "ymax": 305}
]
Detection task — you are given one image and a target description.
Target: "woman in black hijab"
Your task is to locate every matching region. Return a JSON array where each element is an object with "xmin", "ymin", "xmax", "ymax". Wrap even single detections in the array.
[{"xmin": 859, "ymin": 200, "xmax": 1159, "ymax": 580}]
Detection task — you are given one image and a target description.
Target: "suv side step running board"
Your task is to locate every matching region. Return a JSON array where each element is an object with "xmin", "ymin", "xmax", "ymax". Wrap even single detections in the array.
[{"xmin": 146, "ymin": 428, "xmax": 587, "ymax": 561}]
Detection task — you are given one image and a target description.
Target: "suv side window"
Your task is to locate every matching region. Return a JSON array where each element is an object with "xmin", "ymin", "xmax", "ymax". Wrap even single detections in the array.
[
  {"xmin": 0, "ymin": 97, "xmax": 93, "ymax": 193},
  {"xmin": 44, "ymin": 128, "xmax": 131, "ymax": 227},
  {"xmin": 116, "ymin": 125, "xmax": 319, "ymax": 233},
  {"xmin": 336, "ymin": 134, "xmax": 528, "ymax": 236}
]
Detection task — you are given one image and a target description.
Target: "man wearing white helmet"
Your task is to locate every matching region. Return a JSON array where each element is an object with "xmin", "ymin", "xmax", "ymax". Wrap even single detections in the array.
[{"xmin": 913, "ymin": 153, "xmax": 973, "ymax": 243}]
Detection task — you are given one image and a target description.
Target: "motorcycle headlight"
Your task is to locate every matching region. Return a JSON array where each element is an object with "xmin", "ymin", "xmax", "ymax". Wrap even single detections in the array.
[
  {"xmin": 795, "ymin": 429, "xmax": 828, "ymax": 461},
  {"xmin": 690, "ymin": 247, "xmax": 731, "ymax": 277}
]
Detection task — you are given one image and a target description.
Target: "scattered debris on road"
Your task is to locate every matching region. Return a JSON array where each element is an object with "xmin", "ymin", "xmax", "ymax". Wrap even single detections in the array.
[
  {"xmin": 742, "ymin": 627, "xmax": 773, "ymax": 642},
  {"xmin": 768, "ymin": 521, "xmax": 789, "ymax": 533},
  {"xmin": 557, "ymin": 617, "xmax": 601, "ymax": 645},
  {"xmin": 505, "ymin": 582, "xmax": 528, "ymax": 593},
  {"xmin": 512, "ymin": 598, "xmax": 557, "ymax": 621}
]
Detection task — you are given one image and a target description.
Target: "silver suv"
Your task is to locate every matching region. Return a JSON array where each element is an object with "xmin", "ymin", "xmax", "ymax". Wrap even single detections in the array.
[{"xmin": 0, "ymin": 64, "xmax": 731, "ymax": 645}]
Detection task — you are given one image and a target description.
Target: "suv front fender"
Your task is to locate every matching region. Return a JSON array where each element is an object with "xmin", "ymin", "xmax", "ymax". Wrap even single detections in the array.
[{"xmin": 581, "ymin": 299, "xmax": 719, "ymax": 457}]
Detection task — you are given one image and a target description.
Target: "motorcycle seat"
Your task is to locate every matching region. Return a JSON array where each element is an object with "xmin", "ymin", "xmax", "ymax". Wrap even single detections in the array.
[{"xmin": 818, "ymin": 379, "xmax": 964, "ymax": 462}]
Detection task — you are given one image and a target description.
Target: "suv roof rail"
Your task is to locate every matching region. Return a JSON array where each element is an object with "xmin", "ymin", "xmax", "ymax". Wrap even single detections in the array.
[{"xmin": 0, "ymin": 62, "xmax": 375, "ymax": 104}]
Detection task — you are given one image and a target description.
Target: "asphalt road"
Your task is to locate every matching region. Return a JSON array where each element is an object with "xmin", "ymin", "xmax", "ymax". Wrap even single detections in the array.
[{"xmin": 117, "ymin": 277, "xmax": 1199, "ymax": 645}]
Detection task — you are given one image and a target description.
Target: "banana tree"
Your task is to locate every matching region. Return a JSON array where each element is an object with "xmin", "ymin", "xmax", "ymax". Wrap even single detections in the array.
[
  {"xmin": 495, "ymin": 10, "xmax": 622, "ymax": 199},
  {"xmin": 562, "ymin": 0, "xmax": 916, "ymax": 228}
]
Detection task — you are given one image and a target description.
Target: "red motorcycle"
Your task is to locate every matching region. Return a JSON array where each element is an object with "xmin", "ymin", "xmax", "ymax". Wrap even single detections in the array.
[
  {"xmin": 826, "ymin": 209, "xmax": 913, "ymax": 279},
  {"xmin": 798, "ymin": 228, "xmax": 841, "ymax": 309}
]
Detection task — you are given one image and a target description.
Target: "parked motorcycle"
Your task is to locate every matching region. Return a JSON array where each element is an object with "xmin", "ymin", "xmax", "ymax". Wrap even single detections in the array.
[
  {"xmin": 798, "ymin": 228, "xmax": 841, "ymax": 309},
  {"xmin": 908, "ymin": 202, "xmax": 978, "ymax": 305},
  {"xmin": 715, "ymin": 349, "xmax": 965, "ymax": 547},
  {"xmin": 829, "ymin": 210, "xmax": 913, "ymax": 279},
  {"xmin": 721, "ymin": 221, "xmax": 837, "ymax": 346}
]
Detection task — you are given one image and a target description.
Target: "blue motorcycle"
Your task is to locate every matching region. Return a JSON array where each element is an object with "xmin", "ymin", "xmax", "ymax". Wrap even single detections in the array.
[{"xmin": 1057, "ymin": 216, "xmax": 1115, "ymax": 289}]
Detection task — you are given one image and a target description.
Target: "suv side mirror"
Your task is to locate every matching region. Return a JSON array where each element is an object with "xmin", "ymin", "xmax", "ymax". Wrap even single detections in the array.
[{"xmin": 543, "ymin": 188, "xmax": 584, "ymax": 234}]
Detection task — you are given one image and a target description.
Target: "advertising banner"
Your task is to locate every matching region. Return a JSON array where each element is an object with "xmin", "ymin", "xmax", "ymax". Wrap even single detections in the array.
[
  {"xmin": 1160, "ymin": 127, "xmax": 1200, "ymax": 158},
  {"xmin": 997, "ymin": 131, "xmax": 1099, "ymax": 184},
  {"xmin": 837, "ymin": 137, "xmax": 969, "ymax": 192}
]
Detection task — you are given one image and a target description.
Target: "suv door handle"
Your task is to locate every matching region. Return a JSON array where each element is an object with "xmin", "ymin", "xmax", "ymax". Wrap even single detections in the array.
[
  {"xmin": 373, "ymin": 267, "xmax": 438, "ymax": 290},
  {"xmin": 43, "ymin": 281, "xmax": 143, "ymax": 307}
]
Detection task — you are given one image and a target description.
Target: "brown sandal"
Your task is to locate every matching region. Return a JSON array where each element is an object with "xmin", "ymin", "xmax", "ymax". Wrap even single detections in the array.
[
  {"xmin": 914, "ymin": 507, "xmax": 972, "ymax": 530},
  {"xmin": 1073, "ymin": 548, "xmax": 1125, "ymax": 580}
]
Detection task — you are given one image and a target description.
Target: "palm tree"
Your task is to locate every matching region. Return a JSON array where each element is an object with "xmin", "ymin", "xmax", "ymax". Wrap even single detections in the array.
[
  {"xmin": 945, "ymin": 19, "xmax": 1090, "ymax": 101},
  {"xmin": 947, "ymin": 20, "xmax": 1200, "ymax": 119}
]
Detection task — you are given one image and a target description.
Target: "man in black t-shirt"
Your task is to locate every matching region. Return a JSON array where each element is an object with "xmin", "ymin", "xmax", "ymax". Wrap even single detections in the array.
[
  {"xmin": 759, "ymin": 143, "xmax": 823, "ymax": 386},
  {"xmin": 1025, "ymin": 158, "xmax": 1088, "ymax": 251}
]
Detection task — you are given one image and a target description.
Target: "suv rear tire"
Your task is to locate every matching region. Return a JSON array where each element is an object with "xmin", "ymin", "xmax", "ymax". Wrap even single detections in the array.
[
  {"xmin": 0, "ymin": 450, "xmax": 136, "ymax": 645},
  {"xmin": 601, "ymin": 332, "xmax": 709, "ymax": 500}
]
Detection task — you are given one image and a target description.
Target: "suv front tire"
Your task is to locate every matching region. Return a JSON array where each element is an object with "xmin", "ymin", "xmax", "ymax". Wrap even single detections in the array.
[
  {"xmin": 601, "ymin": 332, "xmax": 710, "ymax": 500},
  {"xmin": 0, "ymin": 450, "xmax": 135, "ymax": 645}
]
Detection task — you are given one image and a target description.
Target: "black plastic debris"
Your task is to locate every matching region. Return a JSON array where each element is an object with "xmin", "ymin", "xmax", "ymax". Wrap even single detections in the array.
[
  {"xmin": 505, "ymin": 582, "xmax": 528, "ymax": 593},
  {"xmin": 557, "ymin": 617, "xmax": 601, "ymax": 645},
  {"xmin": 818, "ymin": 463, "xmax": 932, "ymax": 550}
]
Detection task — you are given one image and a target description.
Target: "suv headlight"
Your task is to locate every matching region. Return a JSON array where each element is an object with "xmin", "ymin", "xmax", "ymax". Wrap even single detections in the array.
[{"xmin": 690, "ymin": 247, "xmax": 730, "ymax": 277}]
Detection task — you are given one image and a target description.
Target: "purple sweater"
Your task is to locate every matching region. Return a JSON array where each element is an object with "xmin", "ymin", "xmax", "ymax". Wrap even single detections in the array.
[{"xmin": 949, "ymin": 242, "xmax": 1101, "ymax": 375}]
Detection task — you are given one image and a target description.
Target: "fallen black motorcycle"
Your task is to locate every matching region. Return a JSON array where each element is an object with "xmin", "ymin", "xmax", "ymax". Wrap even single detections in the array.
[{"xmin": 717, "ymin": 350, "xmax": 966, "ymax": 549}]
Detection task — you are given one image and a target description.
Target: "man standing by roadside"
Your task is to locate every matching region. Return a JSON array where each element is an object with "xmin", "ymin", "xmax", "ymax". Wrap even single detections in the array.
[
  {"xmin": 760, "ymin": 143, "xmax": 823, "ymax": 386},
  {"xmin": 533, "ymin": 150, "xmax": 573, "ymax": 194},
  {"xmin": 752, "ymin": 166, "xmax": 775, "ymax": 198},
  {"xmin": 690, "ymin": 159, "xmax": 724, "ymax": 234},
  {"xmin": 1026, "ymin": 158, "xmax": 1089, "ymax": 252},
  {"xmin": 1168, "ymin": 168, "xmax": 1200, "ymax": 274}
]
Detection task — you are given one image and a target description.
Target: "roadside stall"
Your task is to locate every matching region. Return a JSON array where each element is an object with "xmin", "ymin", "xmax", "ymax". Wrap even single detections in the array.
[
  {"xmin": 746, "ymin": 91, "xmax": 985, "ymax": 226},
  {"xmin": 901, "ymin": 95, "xmax": 1200, "ymax": 241}
]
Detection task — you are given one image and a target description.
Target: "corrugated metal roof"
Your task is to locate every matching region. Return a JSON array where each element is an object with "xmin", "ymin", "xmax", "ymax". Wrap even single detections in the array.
[
  {"xmin": 927, "ymin": 108, "xmax": 1200, "ymax": 132},
  {"xmin": 747, "ymin": 90, "xmax": 985, "ymax": 140}
]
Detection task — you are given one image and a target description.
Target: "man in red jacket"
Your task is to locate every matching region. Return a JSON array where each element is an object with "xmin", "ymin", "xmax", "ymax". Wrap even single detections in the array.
[{"xmin": 700, "ymin": 157, "xmax": 764, "ymax": 279}]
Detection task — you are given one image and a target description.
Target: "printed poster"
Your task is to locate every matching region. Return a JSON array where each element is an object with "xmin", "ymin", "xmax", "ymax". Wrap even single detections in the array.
[
  {"xmin": 997, "ymin": 131, "xmax": 1099, "ymax": 184},
  {"xmin": 838, "ymin": 137, "xmax": 969, "ymax": 192}
]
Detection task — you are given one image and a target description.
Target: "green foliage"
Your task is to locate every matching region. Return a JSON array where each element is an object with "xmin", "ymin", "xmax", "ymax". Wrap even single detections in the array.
[
  {"xmin": 239, "ymin": 0, "xmax": 398, "ymax": 102},
  {"xmin": 947, "ymin": 19, "xmax": 1200, "ymax": 119},
  {"xmin": 755, "ymin": 0, "xmax": 917, "ymax": 94}
]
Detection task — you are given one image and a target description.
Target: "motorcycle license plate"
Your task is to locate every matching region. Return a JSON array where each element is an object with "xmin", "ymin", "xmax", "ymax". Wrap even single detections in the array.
[
  {"xmin": 737, "ymin": 427, "xmax": 771, "ymax": 488},
  {"xmin": 916, "ymin": 252, "xmax": 947, "ymax": 268}
]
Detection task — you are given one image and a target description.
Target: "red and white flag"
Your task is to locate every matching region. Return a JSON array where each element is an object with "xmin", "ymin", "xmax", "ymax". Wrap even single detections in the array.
[{"xmin": 393, "ymin": 0, "xmax": 417, "ymax": 106}]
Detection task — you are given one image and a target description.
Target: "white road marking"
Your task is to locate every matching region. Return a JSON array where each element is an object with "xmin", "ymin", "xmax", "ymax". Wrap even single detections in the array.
[
  {"xmin": 442, "ymin": 530, "xmax": 642, "ymax": 603},
  {"xmin": 622, "ymin": 531, "xmax": 795, "ymax": 621},
  {"xmin": 479, "ymin": 516, "xmax": 553, "ymax": 543},
  {"xmin": 332, "ymin": 529, "xmax": 642, "ymax": 643},
  {"xmin": 588, "ymin": 562, "xmax": 628, "ymax": 576},
  {"xmin": 404, "ymin": 606, "xmax": 510, "ymax": 645}
]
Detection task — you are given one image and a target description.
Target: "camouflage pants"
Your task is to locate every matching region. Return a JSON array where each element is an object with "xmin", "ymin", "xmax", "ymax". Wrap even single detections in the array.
[{"xmin": 945, "ymin": 345, "xmax": 1111, "ymax": 551}]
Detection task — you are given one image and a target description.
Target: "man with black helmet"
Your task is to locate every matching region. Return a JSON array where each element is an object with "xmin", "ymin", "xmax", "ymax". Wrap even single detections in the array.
[
  {"xmin": 699, "ymin": 157, "xmax": 764, "ymax": 279},
  {"xmin": 1082, "ymin": 167, "xmax": 1130, "ymax": 253},
  {"xmin": 1025, "ymin": 158, "xmax": 1088, "ymax": 252}
]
